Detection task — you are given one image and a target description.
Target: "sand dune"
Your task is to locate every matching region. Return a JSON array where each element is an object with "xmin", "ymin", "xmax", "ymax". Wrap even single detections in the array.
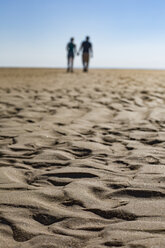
[{"xmin": 0, "ymin": 68, "xmax": 165, "ymax": 247}]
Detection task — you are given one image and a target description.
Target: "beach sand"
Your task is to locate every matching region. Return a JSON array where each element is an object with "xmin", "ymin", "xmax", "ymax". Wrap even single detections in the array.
[{"xmin": 1, "ymin": 68, "xmax": 165, "ymax": 247}]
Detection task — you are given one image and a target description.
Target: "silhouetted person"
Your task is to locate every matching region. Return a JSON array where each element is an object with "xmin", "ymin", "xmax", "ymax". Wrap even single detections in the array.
[
  {"xmin": 78, "ymin": 36, "xmax": 93, "ymax": 72},
  {"xmin": 66, "ymin": 38, "xmax": 76, "ymax": 72}
]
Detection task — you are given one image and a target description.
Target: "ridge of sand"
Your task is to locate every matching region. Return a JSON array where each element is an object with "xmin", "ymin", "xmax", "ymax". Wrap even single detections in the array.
[{"xmin": 0, "ymin": 68, "xmax": 165, "ymax": 247}]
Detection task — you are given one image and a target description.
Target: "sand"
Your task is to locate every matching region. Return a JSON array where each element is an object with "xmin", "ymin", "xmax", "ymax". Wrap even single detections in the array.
[{"xmin": 0, "ymin": 68, "xmax": 165, "ymax": 248}]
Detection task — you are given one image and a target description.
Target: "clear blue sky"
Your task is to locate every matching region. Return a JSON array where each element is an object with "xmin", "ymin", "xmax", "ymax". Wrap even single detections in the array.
[{"xmin": 1, "ymin": 0, "xmax": 165, "ymax": 68}]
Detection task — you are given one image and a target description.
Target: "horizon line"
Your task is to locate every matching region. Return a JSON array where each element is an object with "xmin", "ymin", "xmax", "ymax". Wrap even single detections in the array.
[{"xmin": 1, "ymin": 66, "xmax": 165, "ymax": 71}]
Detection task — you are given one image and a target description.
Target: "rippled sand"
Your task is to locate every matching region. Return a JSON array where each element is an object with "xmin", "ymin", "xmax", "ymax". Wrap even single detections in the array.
[{"xmin": 1, "ymin": 68, "xmax": 165, "ymax": 248}]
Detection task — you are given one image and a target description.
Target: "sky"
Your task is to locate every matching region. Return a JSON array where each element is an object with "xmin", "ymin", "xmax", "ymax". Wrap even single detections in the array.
[{"xmin": 1, "ymin": 0, "xmax": 165, "ymax": 69}]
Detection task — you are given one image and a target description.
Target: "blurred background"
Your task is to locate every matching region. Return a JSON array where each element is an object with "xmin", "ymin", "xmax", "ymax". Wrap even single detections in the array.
[{"xmin": 1, "ymin": 0, "xmax": 165, "ymax": 69}]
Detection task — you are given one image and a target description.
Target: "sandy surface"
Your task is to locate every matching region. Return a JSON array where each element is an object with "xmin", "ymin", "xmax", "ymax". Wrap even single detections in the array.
[{"xmin": 1, "ymin": 68, "xmax": 165, "ymax": 248}]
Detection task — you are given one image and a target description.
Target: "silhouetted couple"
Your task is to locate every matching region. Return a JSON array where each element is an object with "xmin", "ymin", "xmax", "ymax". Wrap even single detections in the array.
[{"xmin": 66, "ymin": 36, "xmax": 93, "ymax": 73}]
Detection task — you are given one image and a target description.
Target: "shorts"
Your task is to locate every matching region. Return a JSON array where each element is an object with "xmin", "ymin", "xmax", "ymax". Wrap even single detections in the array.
[
  {"xmin": 68, "ymin": 52, "xmax": 74, "ymax": 58},
  {"xmin": 82, "ymin": 53, "xmax": 89, "ymax": 63}
]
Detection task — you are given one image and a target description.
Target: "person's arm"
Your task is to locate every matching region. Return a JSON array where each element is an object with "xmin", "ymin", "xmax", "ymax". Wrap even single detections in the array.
[{"xmin": 77, "ymin": 43, "xmax": 83, "ymax": 55}]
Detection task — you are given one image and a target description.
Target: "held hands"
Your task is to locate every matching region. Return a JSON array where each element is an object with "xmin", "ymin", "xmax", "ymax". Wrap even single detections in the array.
[{"xmin": 76, "ymin": 52, "xmax": 93, "ymax": 57}]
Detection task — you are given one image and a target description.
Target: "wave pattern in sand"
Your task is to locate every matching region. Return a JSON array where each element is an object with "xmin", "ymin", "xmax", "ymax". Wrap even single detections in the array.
[{"xmin": 1, "ymin": 69, "xmax": 165, "ymax": 248}]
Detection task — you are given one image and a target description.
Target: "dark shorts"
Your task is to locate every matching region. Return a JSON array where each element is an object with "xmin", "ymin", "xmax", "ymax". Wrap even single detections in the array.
[{"xmin": 68, "ymin": 52, "xmax": 74, "ymax": 58}]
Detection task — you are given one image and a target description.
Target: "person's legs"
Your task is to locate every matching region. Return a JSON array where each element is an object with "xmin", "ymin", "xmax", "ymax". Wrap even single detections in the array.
[
  {"xmin": 82, "ymin": 53, "xmax": 89, "ymax": 72},
  {"xmin": 86, "ymin": 61, "xmax": 89, "ymax": 71},
  {"xmin": 82, "ymin": 54, "xmax": 86, "ymax": 71},
  {"xmin": 86, "ymin": 53, "xmax": 89, "ymax": 71},
  {"xmin": 84, "ymin": 62, "xmax": 87, "ymax": 72},
  {"xmin": 67, "ymin": 56, "xmax": 70, "ymax": 72},
  {"xmin": 70, "ymin": 57, "xmax": 74, "ymax": 72},
  {"xmin": 67, "ymin": 56, "xmax": 74, "ymax": 72}
]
